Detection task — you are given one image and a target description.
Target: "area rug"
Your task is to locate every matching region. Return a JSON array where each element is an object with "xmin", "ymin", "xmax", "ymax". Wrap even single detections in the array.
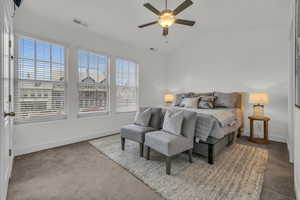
[{"xmin": 90, "ymin": 135, "xmax": 268, "ymax": 200}]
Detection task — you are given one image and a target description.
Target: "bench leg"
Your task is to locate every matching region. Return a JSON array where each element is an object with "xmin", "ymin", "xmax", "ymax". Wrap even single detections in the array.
[
  {"xmin": 208, "ymin": 144, "xmax": 214, "ymax": 165},
  {"xmin": 166, "ymin": 156, "xmax": 172, "ymax": 175},
  {"xmin": 139, "ymin": 143, "xmax": 144, "ymax": 157},
  {"xmin": 188, "ymin": 149, "xmax": 193, "ymax": 163},
  {"xmin": 146, "ymin": 146, "xmax": 150, "ymax": 160},
  {"xmin": 121, "ymin": 137, "xmax": 125, "ymax": 151}
]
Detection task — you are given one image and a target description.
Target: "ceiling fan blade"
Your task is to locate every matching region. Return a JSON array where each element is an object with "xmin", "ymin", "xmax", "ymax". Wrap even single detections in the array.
[
  {"xmin": 173, "ymin": 0, "xmax": 193, "ymax": 15},
  {"xmin": 144, "ymin": 3, "xmax": 161, "ymax": 16},
  {"xmin": 163, "ymin": 27, "xmax": 168, "ymax": 36},
  {"xmin": 138, "ymin": 21, "xmax": 158, "ymax": 28},
  {"xmin": 175, "ymin": 19, "xmax": 195, "ymax": 26}
]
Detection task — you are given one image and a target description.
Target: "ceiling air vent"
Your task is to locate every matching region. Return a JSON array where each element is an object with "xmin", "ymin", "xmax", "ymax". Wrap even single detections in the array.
[{"xmin": 73, "ymin": 18, "xmax": 88, "ymax": 27}]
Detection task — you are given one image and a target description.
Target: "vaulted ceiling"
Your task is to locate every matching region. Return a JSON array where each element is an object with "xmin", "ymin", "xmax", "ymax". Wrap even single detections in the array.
[{"xmin": 17, "ymin": 0, "xmax": 288, "ymax": 53}]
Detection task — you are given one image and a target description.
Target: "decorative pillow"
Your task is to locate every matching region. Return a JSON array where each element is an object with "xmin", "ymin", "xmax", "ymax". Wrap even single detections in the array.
[
  {"xmin": 134, "ymin": 108, "xmax": 152, "ymax": 127},
  {"xmin": 163, "ymin": 109, "xmax": 184, "ymax": 136},
  {"xmin": 180, "ymin": 97, "xmax": 200, "ymax": 108},
  {"xmin": 198, "ymin": 96, "xmax": 216, "ymax": 109},
  {"xmin": 214, "ymin": 92, "xmax": 239, "ymax": 108},
  {"xmin": 173, "ymin": 92, "xmax": 195, "ymax": 106},
  {"xmin": 193, "ymin": 92, "xmax": 213, "ymax": 97}
]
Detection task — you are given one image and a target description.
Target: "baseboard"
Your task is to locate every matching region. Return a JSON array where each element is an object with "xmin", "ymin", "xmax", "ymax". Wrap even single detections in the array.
[
  {"xmin": 288, "ymin": 143, "xmax": 294, "ymax": 163},
  {"xmin": 242, "ymin": 131, "xmax": 287, "ymax": 143},
  {"xmin": 295, "ymin": 178, "xmax": 300, "ymax": 200},
  {"xmin": 14, "ymin": 129, "xmax": 120, "ymax": 156}
]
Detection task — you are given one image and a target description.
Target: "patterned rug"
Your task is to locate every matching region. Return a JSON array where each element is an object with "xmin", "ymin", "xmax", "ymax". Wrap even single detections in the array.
[{"xmin": 90, "ymin": 135, "xmax": 268, "ymax": 200}]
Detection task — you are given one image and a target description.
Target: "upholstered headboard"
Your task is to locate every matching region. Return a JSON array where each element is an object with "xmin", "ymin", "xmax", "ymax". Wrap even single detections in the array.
[
  {"xmin": 235, "ymin": 92, "xmax": 244, "ymax": 109},
  {"xmin": 174, "ymin": 92, "xmax": 244, "ymax": 109}
]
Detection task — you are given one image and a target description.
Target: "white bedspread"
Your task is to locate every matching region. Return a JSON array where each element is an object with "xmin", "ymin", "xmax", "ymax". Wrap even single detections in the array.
[{"xmin": 165, "ymin": 107, "xmax": 242, "ymax": 141}]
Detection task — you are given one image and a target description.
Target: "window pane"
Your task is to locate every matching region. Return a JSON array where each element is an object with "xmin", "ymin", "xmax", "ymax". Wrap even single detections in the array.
[
  {"xmin": 19, "ymin": 38, "xmax": 34, "ymax": 59},
  {"xmin": 18, "ymin": 58, "xmax": 35, "ymax": 80},
  {"xmin": 78, "ymin": 50, "xmax": 109, "ymax": 113},
  {"xmin": 36, "ymin": 41, "xmax": 50, "ymax": 61},
  {"xmin": 116, "ymin": 58, "xmax": 138, "ymax": 112},
  {"xmin": 79, "ymin": 51, "xmax": 88, "ymax": 67},
  {"xmin": 52, "ymin": 63, "xmax": 64, "ymax": 81},
  {"xmin": 52, "ymin": 45, "xmax": 64, "ymax": 64},
  {"xmin": 36, "ymin": 61, "xmax": 51, "ymax": 81},
  {"xmin": 16, "ymin": 37, "xmax": 65, "ymax": 122}
]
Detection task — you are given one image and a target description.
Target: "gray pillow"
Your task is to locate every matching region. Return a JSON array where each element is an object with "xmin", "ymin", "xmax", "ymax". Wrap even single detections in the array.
[
  {"xmin": 140, "ymin": 107, "xmax": 162, "ymax": 129},
  {"xmin": 180, "ymin": 97, "xmax": 200, "ymax": 108},
  {"xmin": 194, "ymin": 92, "xmax": 213, "ymax": 97},
  {"xmin": 214, "ymin": 92, "xmax": 239, "ymax": 108},
  {"xmin": 173, "ymin": 92, "xmax": 195, "ymax": 106},
  {"xmin": 198, "ymin": 96, "xmax": 216, "ymax": 109},
  {"xmin": 134, "ymin": 108, "xmax": 152, "ymax": 127},
  {"xmin": 163, "ymin": 109, "xmax": 184, "ymax": 136}
]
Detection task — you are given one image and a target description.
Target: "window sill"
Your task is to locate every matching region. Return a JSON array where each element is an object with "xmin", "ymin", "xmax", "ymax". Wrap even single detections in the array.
[
  {"xmin": 77, "ymin": 111, "xmax": 109, "ymax": 118},
  {"xmin": 14, "ymin": 114, "xmax": 67, "ymax": 125},
  {"xmin": 115, "ymin": 111, "xmax": 137, "ymax": 114}
]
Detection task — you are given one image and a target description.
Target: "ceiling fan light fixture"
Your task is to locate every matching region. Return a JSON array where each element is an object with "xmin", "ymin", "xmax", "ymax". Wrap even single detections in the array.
[
  {"xmin": 138, "ymin": 0, "xmax": 195, "ymax": 36},
  {"xmin": 158, "ymin": 11, "xmax": 175, "ymax": 28}
]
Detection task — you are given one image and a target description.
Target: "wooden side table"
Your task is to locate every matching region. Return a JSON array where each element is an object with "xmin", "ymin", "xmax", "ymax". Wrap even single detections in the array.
[{"xmin": 248, "ymin": 116, "xmax": 270, "ymax": 144}]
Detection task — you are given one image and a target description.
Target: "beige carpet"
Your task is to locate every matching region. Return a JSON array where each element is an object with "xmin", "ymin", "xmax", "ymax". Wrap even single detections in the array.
[{"xmin": 90, "ymin": 135, "xmax": 268, "ymax": 200}]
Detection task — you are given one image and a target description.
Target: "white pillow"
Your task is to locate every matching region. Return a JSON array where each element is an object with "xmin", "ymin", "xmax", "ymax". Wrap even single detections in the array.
[
  {"xmin": 163, "ymin": 109, "xmax": 184, "ymax": 136},
  {"xmin": 134, "ymin": 108, "xmax": 152, "ymax": 127},
  {"xmin": 180, "ymin": 97, "xmax": 199, "ymax": 108}
]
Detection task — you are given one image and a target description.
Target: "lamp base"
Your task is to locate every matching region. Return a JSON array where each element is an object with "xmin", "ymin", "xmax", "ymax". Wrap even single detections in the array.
[
  {"xmin": 253, "ymin": 105, "xmax": 264, "ymax": 117},
  {"xmin": 165, "ymin": 102, "xmax": 173, "ymax": 107}
]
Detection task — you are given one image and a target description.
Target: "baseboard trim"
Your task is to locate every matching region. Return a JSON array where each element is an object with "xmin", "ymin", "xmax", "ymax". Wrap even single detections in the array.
[
  {"xmin": 288, "ymin": 143, "xmax": 294, "ymax": 163},
  {"xmin": 242, "ymin": 131, "xmax": 287, "ymax": 143},
  {"xmin": 295, "ymin": 174, "xmax": 300, "ymax": 200},
  {"xmin": 14, "ymin": 129, "xmax": 120, "ymax": 156}
]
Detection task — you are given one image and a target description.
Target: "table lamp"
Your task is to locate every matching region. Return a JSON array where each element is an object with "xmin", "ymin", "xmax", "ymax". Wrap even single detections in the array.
[
  {"xmin": 249, "ymin": 93, "xmax": 269, "ymax": 117},
  {"xmin": 164, "ymin": 94, "xmax": 174, "ymax": 107}
]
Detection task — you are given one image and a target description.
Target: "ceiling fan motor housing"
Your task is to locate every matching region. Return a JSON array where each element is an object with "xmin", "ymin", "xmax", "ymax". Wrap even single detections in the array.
[
  {"xmin": 159, "ymin": 10, "xmax": 175, "ymax": 28},
  {"xmin": 138, "ymin": 0, "xmax": 195, "ymax": 36}
]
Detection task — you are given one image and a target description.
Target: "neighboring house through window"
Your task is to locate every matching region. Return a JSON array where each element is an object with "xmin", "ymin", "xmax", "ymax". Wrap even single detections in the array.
[
  {"xmin": 16, "ymin": 36, "xmax": 65, "ymax": 122},
  {"xmin": 116, "ymin": 58, "xmax": 138, "ymax": 112},
  {"xmin": 78, "ymin": 50, "xmax": 109, "ymax": 113}
]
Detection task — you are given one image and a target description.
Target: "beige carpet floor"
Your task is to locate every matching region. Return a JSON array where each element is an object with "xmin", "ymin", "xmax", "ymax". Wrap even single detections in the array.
[
  {"xmin": 8, "ymin": 136, "xmax": 295, "ymax": 200},
  {"xmin": 90, "ymin": 135, "xmax": 268, "ymax": 200},
  {"xmin": 7, "ymin": 141, "xmax": 162, "ymax": 200}
]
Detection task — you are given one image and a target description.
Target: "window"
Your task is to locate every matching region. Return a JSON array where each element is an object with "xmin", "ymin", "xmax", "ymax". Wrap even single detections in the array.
[
  {"xmin": 78, "ymin": 50, "xmax": 109, "ymax": 113},
  {"xmin": 16, "ymin": 37, "xmax": 65, "ymax": 121},
  {"xmin": 116, "ymin": 58, "xmax": 138, "ymax": 112}
]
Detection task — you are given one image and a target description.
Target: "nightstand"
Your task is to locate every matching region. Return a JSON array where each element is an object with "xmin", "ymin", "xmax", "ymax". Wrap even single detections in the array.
[{"xmin": 248, "ymin": 116, "xmax": 270, "ymax": 144}]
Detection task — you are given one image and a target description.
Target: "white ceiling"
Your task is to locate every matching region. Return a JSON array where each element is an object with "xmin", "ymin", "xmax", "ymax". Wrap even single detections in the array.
[{"xmin": 18, "ymin": 0, "xmax": 288, "ymax": 53}]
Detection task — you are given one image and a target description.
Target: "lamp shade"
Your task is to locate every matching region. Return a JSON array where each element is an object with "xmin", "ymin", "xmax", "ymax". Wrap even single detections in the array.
[
  {"xmin": 249, "ymin": 93, "xmax": 269, "ymax": 105},
  {"xmin": 164, "ymin": 94, "xmax": 174, "ymax": 103}
]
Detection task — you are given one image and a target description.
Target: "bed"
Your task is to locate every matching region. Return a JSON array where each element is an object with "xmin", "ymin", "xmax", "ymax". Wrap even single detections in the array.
[{"xmin": 169, "ymin": 92, "xmax": 244, "ymax": 164}]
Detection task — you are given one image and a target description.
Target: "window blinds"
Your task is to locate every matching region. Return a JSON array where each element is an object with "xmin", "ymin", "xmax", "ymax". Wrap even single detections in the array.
[
  {"xmin": 78, "ymin": 50, "xmax": 109, "ymax": 113},
  {"xmin": 116, "ymin": 58, "xmax": 138, "ymax": 112},
  {"xmin": 16, "ymin": 37, "xmax": 65, "ymax": 121}
]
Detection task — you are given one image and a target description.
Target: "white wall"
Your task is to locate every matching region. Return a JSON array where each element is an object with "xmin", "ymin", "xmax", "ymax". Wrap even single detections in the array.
[
  {"xmin": 295, "ymin": 109, "xmax": 300, "ymax": 199},
  {"xmin": 293, "ymin": 0, "xmax": 300, "ymax": 197},
  {"xmin": 166, "ymin": 20, "xmax": 290, "ymax": 142},
  {"xmin": 13, "ymin": 11, "xmax": 167, "ymax": 155}
]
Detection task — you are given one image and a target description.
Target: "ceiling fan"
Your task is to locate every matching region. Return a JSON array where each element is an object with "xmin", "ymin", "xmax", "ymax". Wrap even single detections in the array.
[{"xmin": 138, "ymin": 0, "xmax": 195, "ymax": 36}]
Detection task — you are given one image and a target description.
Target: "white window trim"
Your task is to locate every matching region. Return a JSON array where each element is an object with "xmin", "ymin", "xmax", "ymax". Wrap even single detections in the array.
[
  {"xmin": 115, "ymin": 57, "xmax": 139, "ymax": 114},
  {"xmin": 77, "ymin": 48, "xmax": 111, "ymax": 117},
  {"xmin": 14, "ymin": 34, "xmax": 69, "ymax": 124}
]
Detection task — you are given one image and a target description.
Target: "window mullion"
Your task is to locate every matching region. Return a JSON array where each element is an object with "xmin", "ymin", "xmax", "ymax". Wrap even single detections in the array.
[
  {"xmin": 34, "ymin": 40, "xmax": 37, "ymax": 80},
  {"xmin": 50, "ymin": 45, "xmax": 52, "ymax": 81}
]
